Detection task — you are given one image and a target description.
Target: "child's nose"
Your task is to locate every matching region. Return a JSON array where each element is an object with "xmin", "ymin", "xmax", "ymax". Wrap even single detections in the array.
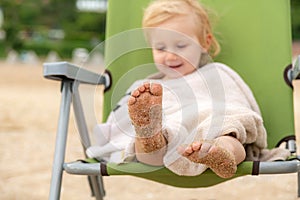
[{"xmin": 165, "ymin": 51, "xmax": 179, "ymax": 62}]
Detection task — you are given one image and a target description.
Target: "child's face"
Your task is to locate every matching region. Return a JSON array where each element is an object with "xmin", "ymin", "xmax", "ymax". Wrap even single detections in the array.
[{"xmin": 148, "ymin": 15, "xmax": 208, "ymax": 79}]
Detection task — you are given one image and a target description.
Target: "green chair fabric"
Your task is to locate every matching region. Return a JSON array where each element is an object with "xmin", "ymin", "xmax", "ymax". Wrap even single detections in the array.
[{"xmin": 106, "ymin": 161, "xmax": 253, "ymax": 188}]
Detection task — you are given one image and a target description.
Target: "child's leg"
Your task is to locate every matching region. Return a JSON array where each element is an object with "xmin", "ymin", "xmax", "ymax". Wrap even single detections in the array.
[
  {"xmin": 179, "ymin": 136, "xmax": 246, "ymax": 178},
  {"xmin": 128, "ymin": 82, "xmax": 167, "ymax": 166}
]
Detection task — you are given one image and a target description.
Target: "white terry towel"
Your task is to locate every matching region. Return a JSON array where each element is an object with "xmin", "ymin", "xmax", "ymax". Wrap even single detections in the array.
[{"xmin": 86, "ymin": 62, "xmax": 290, "ymax": 176}]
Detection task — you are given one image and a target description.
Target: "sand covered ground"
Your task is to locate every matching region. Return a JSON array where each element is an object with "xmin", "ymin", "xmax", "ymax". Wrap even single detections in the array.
[{"xmin": 1, "ymin": 44, "xmax": 300, "ymax": 200}]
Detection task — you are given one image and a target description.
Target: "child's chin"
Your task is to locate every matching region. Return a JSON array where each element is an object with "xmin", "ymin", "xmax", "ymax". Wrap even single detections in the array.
[
  {"xmin": 165, "ymin": 73, "xmax": 184, "ymax": 79},
  {"xmin": 159, "ymin": 67, "xmax": 183, "ymax": 79}
]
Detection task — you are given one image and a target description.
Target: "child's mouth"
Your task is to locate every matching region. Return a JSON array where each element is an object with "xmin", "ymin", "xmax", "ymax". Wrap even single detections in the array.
[{"xmin": 169, "ymin": 64, "xmax": 182, "ymax": 69}]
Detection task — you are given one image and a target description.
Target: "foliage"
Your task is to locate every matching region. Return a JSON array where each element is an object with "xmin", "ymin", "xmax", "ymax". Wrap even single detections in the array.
[
  {"xmin": 1, "ymin": 1, "xmax": 23, "ymax": 52},
  {"xmin": 291, "ymin": 0, "xmax": 300, "ymax": 40},
  {"xmin": 0, "ymin": 0, "xmax": 299, "ymax": 59},
  {"xmin": 0, "ymin": 0, "xmax": 106, "ymax": 59},
  {"xmin": 22, "ymin": 40, "xmax": 94, "ymax": 58}
]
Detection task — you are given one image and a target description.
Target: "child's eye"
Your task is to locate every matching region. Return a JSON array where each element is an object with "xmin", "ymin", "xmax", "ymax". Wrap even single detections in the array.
[
  {"xmin": 177, "ymin": 43, "xmax": 187, "ymax": 49},
  {"xmin": 155, "ymin": 45, "xmax": 166, "ymax": 51}
]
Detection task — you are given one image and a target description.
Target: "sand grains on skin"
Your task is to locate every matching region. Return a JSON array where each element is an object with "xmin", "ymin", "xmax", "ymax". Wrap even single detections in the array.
[{"xmin": 128, "ymin": 82, "xmax": 166, "ymax": 153}]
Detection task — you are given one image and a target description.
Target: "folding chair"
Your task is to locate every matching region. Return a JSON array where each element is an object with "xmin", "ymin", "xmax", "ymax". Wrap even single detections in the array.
[{"xmin": 44, "ymin": 0, "xmax": 300, "ymax": 199}]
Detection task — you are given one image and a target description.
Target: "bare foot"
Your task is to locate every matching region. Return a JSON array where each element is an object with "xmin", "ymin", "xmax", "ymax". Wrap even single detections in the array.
[
  {"xmin": 179, "ymin": 140, "xmax": 237, "ymax": 178},
  {"xmin": 128, "ymin": 82, "xmax": 166, "ymax": 153}
]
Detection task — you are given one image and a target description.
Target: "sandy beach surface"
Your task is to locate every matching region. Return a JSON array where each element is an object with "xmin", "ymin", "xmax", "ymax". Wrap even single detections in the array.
[{"xmin": 1, "ymin": 48, "xmax": 300, "ymax": 200}]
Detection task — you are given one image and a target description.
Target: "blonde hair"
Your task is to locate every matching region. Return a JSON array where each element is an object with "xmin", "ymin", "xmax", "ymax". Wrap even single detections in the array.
[{"xmin": 142, "ymin": 0, "xmax": 220, "ymax": 57}]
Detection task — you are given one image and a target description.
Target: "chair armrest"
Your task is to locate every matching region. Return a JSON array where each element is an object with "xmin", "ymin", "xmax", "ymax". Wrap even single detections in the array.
[
  {"xmin": 292, "ymin": 55, "xmax": 300, "ymax": 80},
  {"xmin": 43, "ymin": 62, "xmax": 111, "ymax": 89},
  {"xmin": 284, "ymin": 55, "xmax": 300, "ymax": 87}
]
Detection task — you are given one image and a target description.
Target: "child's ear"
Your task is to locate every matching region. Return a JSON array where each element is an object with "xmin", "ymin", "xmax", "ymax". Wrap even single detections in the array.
[{"xmin": 204, "ymin": 34, "xmax": 212, "ymax": 50}]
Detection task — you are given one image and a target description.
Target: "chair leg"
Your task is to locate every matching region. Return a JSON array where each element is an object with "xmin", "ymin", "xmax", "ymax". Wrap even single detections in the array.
[
  {"xmin": 49, "ymin": 81, "xmax": 73, "ymax": 200},
  {"xmin": 293, "ymin": 80, "xmax": 300, "ymax": 197},
  {"xmin": 89, "ymin": 175, "xmax": 105, "ymax": 200},
  {"xmin": 72, "ymin": 83, "xmax": 106, "ymax": 199},
  {"xmin": 298, "ymin": 162, "xmax": 300, "ymax": 197}
]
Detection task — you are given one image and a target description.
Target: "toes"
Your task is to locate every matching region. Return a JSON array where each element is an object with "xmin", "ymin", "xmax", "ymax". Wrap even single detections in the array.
[
  {"xmin": 128, "ymin": 96, "xmax": 137, "ymax": 105},
  {"xmin": 131, "ymin": 82, "xmax": 162, "ymax": 98},
  {"xmin": 177, "ymin": 145, "xmax": 185, "ymax": 155},
  {"xmin": 178, "ymin": 142, "xmax": 202, "ymax": 157},
  {"xmin": 150, "ymin": 83, "xmax": 162, "ymax": 96},
  {"xmin": 177, "ymin": 144, "xmax": 191, "ymax": 155},
  {"xmin": 131, "ymin": 89, "xmax": 140, "ymax": 98},
  {"xmin": 191, "ymin": 142, "xmax": 201, "ymax": 151},
  {"xmin": 200, "ymin": 142, "xmax": 213, "ymax": 153},
  {"xmin": 183, "ymin": 146, "xmax": 193, "ymax": 156},
  {"xmin": 144, "ymin": 82, "xmax": 150, "ymax": 90},
  {"xmin": 138, "ymin": 85, "xmax": 146, "ymax": 93}
]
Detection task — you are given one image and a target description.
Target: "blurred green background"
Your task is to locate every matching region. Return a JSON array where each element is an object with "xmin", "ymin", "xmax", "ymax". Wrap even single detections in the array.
[
  {"xmin": 0, "ymin": 0, "xmax": 299, "ymax": 60},
  {"xmin": 0, "ymin": 0, "xmax": 107, "ymax": 60}
]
